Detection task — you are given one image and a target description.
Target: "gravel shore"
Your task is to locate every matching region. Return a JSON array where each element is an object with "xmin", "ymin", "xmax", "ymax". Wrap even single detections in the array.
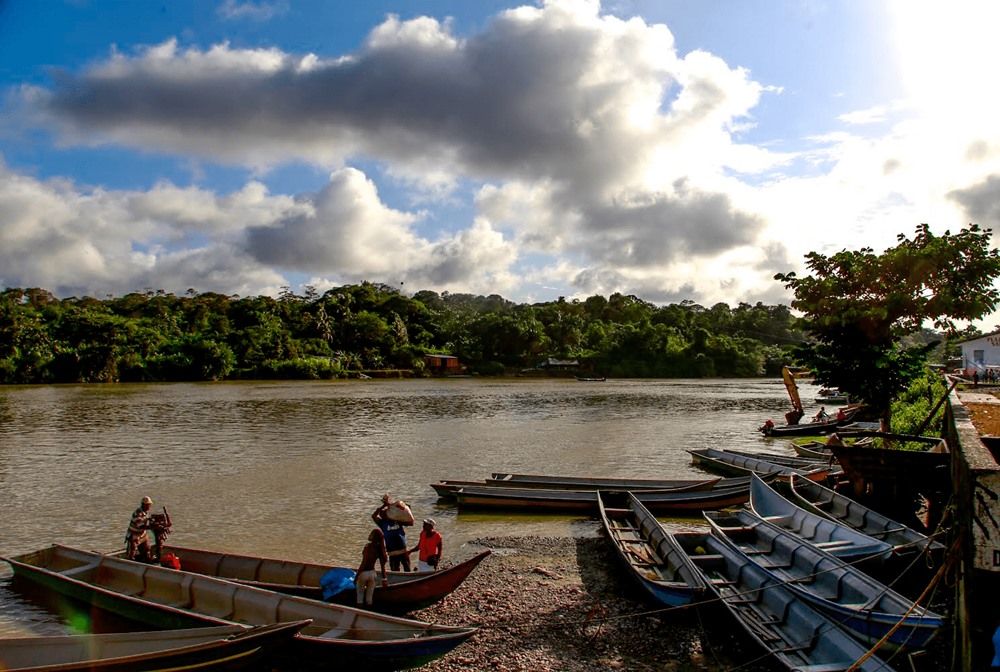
[
  {"xmin": 412, "ymin": 535, "xmax": 953, "ymax": 672},
  {"xmin": 412, "ymin": 535, "xmax": 769, "ymax": 672}
]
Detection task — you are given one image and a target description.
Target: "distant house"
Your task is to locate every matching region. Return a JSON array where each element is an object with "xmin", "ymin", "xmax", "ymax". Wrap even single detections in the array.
[
  {"xmin": 424, "ymin": 354, "xmax": 464, "ymax": 375},
  {"xmin": 538, "ymin": 357, "xmax": 579, "ymax": 370},
  {"xmin": 955, "ymin": 331, "xmax": 1000, "ymax": 375}
]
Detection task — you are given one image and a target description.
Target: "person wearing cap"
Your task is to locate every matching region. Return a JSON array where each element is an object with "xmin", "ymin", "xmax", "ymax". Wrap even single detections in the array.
[
  {"xmin": 372, "ymin": 493, "xmax": 412, "ymax": 572},
  {"xmin": 125, "ymin": 496, "xmax": 154, "ymax": 561},
  {"xmin": 408, "ymin": 518, "xmax": 443, "ymax": 572}
]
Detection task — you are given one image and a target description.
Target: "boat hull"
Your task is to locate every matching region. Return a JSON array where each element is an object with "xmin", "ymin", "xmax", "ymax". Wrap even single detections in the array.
[
  {"xmin": 136, "ymin": 544, "xmax": 490, "ymax": 613},
  {"xmin": 3, "ymin": 546, "xmax": 477, "ymax": 671},
  {"xmin": 0, "ymin": 622, "xmax": 308, "ymax": 672},
  {"xmin": 452, "ymin": 483, "xmax": 755, "ymax": 513},
  {"xmin": 597, "ymin": 491, "xmax": 706, "ymax": 608}
]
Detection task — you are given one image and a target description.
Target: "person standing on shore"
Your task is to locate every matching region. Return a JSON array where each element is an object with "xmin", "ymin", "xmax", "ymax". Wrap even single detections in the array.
[
  {"xmin": 372, "ymin": 493, "xmax": 413, "ymax": 571},
  {"xmin": 409, "ymin": 518, "xmax": 443, "ymax": 571},
  {"xmin": 355, "ymin": 528, "xmax": 389, "ymax": 606}
]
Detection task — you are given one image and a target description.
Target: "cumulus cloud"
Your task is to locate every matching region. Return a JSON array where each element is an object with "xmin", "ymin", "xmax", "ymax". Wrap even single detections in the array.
[
  {"xmin": 9, "ymin": 0, "xmax": 787, "ymax": 304},
  {"xmin": 948, "ymin": 175, "xmax": 1000, "ymax": 227},
  {"xmin": 0, "ymin": 161, "xmax": 518, "ymax": 298}
]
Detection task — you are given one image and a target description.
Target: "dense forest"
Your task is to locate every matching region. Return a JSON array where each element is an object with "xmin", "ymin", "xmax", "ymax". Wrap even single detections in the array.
[{"xmin": 0, "ymin": 283, "xmax": 955, "ymax": 384}]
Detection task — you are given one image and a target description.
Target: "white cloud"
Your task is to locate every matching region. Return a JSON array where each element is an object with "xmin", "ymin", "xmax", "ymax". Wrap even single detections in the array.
[{"xmin": 217, "ymin": 0, "xmax": 289, "ymax": 22}]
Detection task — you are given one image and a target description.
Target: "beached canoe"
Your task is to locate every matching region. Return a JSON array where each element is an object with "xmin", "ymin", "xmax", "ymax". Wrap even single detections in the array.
[
  {"xmin": 0, "ymin": 621, "xmax": 308, "ymax": 672},
  {"xmin": 451, "ymin": 481, "xmax": 759, "ymax": 513},
  {"xmin": 749, "ymin": 473, "xmax": 893, "ymax": 561},
  {"xmin": 597, "ymin": 491, "xmax": 706, "ymax": 607},
  {"xmin": 788, "ymin": 474, "xmax": 945, "ymax": 558},
  {"xmin": 431, "ymin": 476, "xmax": 720, "ymax": 499},
  {"xmin": 687, "ymin": 448, "xmax": 831, "ymax": 483},
  {"xmin": 673, "ymin": 531, "xmax": 894, "ymax": 671},
  {"xmin": 2, "ymin": 545, "xmax": 477, "ymax": 671},
  {"xmin": 704, "ymin": 508, "xmax": 944, "ymax": 651},
  {"xmin": 108, "ymin": 544, "xmax": 490, "ymax": 613},
  {"xmin": 791, "ymin": 440, "xmax": 835, "ymax": 459}
]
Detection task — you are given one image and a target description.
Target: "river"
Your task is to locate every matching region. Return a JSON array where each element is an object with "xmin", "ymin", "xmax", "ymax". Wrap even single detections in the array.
[{"xmin": 0, "ymin": 377, "xmax": 806, "ymax": 636}]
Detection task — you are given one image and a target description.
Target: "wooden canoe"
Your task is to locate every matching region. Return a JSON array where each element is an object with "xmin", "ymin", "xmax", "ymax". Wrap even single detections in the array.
[
  {"xmin": 107, "ymin": 544, "xmax": 490, "ymax": 613},
  {"xmin": 788, "ymin": 474, "xmax": 945, "ymax": 558},
  {"xmin": 749, "ymin": 474, "xmax": 893, "ymax": 562},
  {"xmin": 451, "ymin": 482, "xmax": 758, "ymax": 513},
  {"xmin": 0, "ymin": 621, "xmax": 308, "ymax": 672},
  {"xmin": 687, "ymin": 448, "xmax": 831, "ymax": 483},
  {"xmin": 597, "ymin": 491, "xmax": 705, "ymax": 607},
  {"xmin": 704, "ymin": 508, "xmax": 944, "ymax": 651},
  {"xmin": 720, "ymin": 449, "xmax": 836, "ymax": 469},
  {"xmin": 488, "ymin": 472, "xmax": 727, "ymax": 491},
  {"xmin": 431, "ymin": 476, "xmax": 720, "ymax": 499},
  {"xmin": 791, "ymin": 440, "xmax": 835, "ymax": 459},
  {"xmin": 674, "ymin": 531, "xmax": 894, "ymax": 671},
  {"xmin": 2, "ymin": 545, "xmax": 477, "ymax": 671}
]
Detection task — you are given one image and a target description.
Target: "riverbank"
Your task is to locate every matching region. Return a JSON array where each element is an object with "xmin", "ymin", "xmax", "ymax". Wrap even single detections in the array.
[
  {"xmin": 412, "ymin": 535, "xmax": 768, "ymax": 672},
  {"xmin": 413, "ymin": 535, "xmax": 953, "ymax": 672}
]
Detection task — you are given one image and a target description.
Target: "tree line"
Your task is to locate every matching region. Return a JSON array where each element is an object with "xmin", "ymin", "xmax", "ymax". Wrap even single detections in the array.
[{"xmin": 0, "ymin": 284, "xmax": 816, "ymax": 384}]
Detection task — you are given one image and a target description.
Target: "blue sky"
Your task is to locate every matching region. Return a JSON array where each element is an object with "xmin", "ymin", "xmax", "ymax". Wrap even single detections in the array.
[{"xmin": 1, "ymin": 1, "xmax": 998, "ymax": 321}]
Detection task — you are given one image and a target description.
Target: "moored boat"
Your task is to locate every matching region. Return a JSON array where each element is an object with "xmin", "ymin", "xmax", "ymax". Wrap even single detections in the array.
[
  {"xmin": 749, "ymin": 474, "xmax": 893, "ymax": 561},
  {"xmin": 0, "ymin": 621, "xmax": 309, "ymax": 672},
  {"xmin": 791, "ymin": 440, "xmax": 835, "ymax": 459},
  {"xmin": 687, "ymin": 448, "xmax": 831, "ymax": 483},
  {"xmin": 597, "ymin": 491, "xmax": 706, "ymax": 607},
  {"xmin": 704, "ymin": 508, "xmax": 944, "ymax": 651},
  {"xmin": 451, "ymin": 481, "xmax": 759, "ymax": 513},
  {"xmin": 673, "ymin": 531, "xmax": 894, "ymax": 671},
  {"xmin": 432, "ymin": 476, "xmax": 721, "ymax": 498},
  {"xmin": 109, "ymin": 544, "xmax": 490, "ymax": 613},
  {"xmin": 788, "ymin": 474, "xmax": 945, "ymax": 558},
  {"xmin": 2, "ymin": 545, "xmax": 477, "ymax": 671}
]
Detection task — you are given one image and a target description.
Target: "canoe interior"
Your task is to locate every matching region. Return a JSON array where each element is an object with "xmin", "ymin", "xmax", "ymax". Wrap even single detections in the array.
[
  {"xmin": 5, "ymin": 545, "xmax": 473, "ymax": 645},
  {"xmin": 673, "ymin": 532, "xmax": 892, "ymax": 671},
  {"xmin": 704, "ymin": 509, "xmax": 944, "ymax": 651},
  {"xmin": 598, "ymin": 492, "xmax": 705, "ymax": 603},
  {"xmin": 749, "ymin": 474, "xmax": 893, "ymax": 561},
  {"xmin": 788, "ymin": 476, "xmax": 944, "ymax": 555},
  {"xmin": 0, "ymin": 624, "xmax": 246, "ymax": 668}
]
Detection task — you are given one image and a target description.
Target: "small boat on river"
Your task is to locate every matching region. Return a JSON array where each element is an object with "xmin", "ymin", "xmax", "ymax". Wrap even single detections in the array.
[
  {"xmin": 450, "ymin": 481, "xmax": 762, "ymax": 513},
  {"xmin": 597, "ymin": 491, "xmax": 706, "ymax": 607},
  {"xmin": 791, "ymin": 440, "xmax": 835, "ymax": 459},
  {"xmin": 720, "ymin": 449, "xmax": 835, "ymax": 470},
  {"xmin": 788, "ymin": 474, "xmax": 945, "ymax": 559},
  {"xmin": 749, "ymin": 474, "xmax": 893, "ymax": 561},
  {"xmin": 704, "ymin": 508, "xmax": 944, "ymax": 650},
  {"xmin": 109, "ymin": 544, "xmax": 490, "ymax": 613},
  {"xmin": 2, "ymin": 545, "xmax": 477, "ymax": 671},
  {"xmin": 431, "ymin": 476, "xmax": 721, "ymax": 498},
  {"xmin": 0, "ymin": 621, "xmax": 309, "ymax": 672},
  {"xmin": 688, "ymin": 448, "xmax": 831, "ymax": 483},
  {"xmin": 673, "ymin": 531, "xmax": 894, "ymax": 671}
]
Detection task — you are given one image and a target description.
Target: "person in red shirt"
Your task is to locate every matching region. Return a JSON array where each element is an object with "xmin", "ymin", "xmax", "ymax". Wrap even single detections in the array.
[{"xmin": 408, "ymin": 518, "xmax": 443, "ymax": 572}]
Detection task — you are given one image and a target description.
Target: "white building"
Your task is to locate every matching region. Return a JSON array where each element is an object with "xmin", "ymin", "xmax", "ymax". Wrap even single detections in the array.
[{"xmin": 956, "ymin": 331, "xmax": 1000, "ymax": 375}]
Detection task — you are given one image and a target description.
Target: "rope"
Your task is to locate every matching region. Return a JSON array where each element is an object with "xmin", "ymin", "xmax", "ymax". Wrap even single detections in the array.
[{"xmin": 844, "ymin": 535, "xmax": 960, "ymax": 671}]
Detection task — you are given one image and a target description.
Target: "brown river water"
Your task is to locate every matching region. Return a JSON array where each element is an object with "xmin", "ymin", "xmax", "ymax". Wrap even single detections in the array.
[{"xmin": 0, "ymin": 377, "xmax": 802, "ymax": 636}]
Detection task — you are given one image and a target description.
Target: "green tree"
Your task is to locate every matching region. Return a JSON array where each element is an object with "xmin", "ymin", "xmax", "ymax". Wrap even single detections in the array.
[{"xmin": 776, "ymin": 223, "xmax": 1000, "ymax": 428}]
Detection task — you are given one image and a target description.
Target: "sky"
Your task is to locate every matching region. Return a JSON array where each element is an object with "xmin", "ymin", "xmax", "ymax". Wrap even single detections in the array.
[{"xmin": 2, "ymin": 0, "xmax": 1000, "ymax": 318}]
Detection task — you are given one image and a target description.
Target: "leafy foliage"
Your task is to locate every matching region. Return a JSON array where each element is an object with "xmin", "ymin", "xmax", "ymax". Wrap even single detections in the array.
[
  {"xmin": 776, "ymin": 224, "xmax": 1000, "ymax": 425},
  {"xmin": 0, "ymin": 283, "xmax": 807, "ymax": 383}
]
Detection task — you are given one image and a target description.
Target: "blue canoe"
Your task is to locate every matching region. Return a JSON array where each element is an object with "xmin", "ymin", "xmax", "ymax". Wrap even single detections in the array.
[
  {"xmin": 704, "ymin": 508, "xmax": 945, "ymax": 651},
  {"xmin": 749, "ymin": 473, "xmax": 893, "ymax": 562},
  {"xmin": 597, "ymin": 490, "xmax": 706, "ymax": 607}
]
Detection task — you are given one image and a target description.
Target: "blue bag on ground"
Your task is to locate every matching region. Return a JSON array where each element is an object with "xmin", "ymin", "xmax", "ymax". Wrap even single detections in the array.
[{"xmin": 319, "ymin": 567, "xmax": 356, "ymax": 601}]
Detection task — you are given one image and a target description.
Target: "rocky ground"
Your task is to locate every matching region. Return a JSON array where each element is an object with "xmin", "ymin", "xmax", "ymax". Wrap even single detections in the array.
[{"xmin": 409, "ymin": 535, "xmax": 952, "ymax": 672}]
